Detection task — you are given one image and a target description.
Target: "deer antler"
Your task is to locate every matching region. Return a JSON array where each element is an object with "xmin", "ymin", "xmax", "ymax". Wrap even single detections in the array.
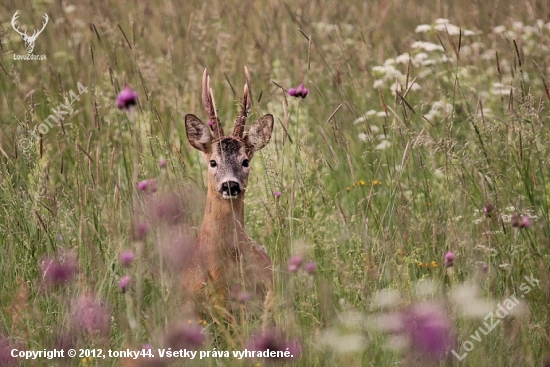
[
  {"xmin": 31, "ymin": 13, "xmax": 49, "ymax": 39},
  {"xmin": 11, "ymin": 11, "xmax": 27, "ymax": 37},
  {"xmin": 202, "ymin": 69, "xmax": 224, "ymax": 139},
  {"xmin": 233, "ymin": 66, "xmax": 252, "ymax": 138}
]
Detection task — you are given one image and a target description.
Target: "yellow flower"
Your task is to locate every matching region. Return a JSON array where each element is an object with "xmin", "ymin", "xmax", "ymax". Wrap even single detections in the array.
[
  {"xmin": 372, "ymin": 180, "xmax": 382, "ymax": 185},
  {"xmin": 417, "ymin": 262, "xmax": 423, "ymax": 268},
  {"xmin": 358, "ymin": 180, "xmax": 365, "ymax": 186},
  {"xmin": 346, "ymin": 187, "xmax": 351, "ymax": 192},
  {"xmin": 431, "ymin": 261, "xmax": 438, "ymax": 268}
]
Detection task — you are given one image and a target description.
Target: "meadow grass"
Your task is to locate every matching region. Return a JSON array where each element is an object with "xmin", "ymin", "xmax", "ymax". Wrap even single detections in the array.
[{"xmin": 1, "ymin": 0, "xmax": 550, "ymax": 366}]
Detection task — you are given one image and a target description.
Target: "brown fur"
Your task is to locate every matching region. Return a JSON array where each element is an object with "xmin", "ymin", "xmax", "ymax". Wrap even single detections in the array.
[
  {"xmin": 182, "ymin": 70, "xmax": 274, "ymax": 314},
  {"xmin": 181, "ymin": 187, "xmax": 272, "ymax": 306}
]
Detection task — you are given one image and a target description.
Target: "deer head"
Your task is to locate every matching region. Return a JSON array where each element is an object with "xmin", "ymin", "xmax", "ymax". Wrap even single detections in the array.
[
  {"xmin": 11, "ymin": 11, "xmax": 49, "ymax": 54},
  {"xmin": 185, "ymin": 68, "xmax": 273, "ymax": 200}
]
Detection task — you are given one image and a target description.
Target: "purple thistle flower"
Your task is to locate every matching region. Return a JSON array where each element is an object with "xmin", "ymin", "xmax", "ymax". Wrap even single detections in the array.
[
  {"xmin": 273, "ymin": 191, "xmax": 282, "ymax": 198},
  {"xmin": 288, "ymin": 84, "xmax": 309, "ymax": 98},
  {"xmin": 138, "ymin": 180, "xmax": 148, "ymax": 191},
  {"xmin": 70, "ymin": 294, "xmax": 110, "ymax": 335},
  {"xmin": 158, "ymin": 233, "xmax": 195, "ymax": 273},
  {"xmin": 40, "ymin": 255, "xmax": 77, "ymax": 287},
  {"xmin": 483, "ymin": 202, "xmax": 494, "ymax": 215},
  {"xmin": 287, "ymin": 255, "xmax": 303, "ymax": 273},
  {"xmin": 55, "ymin": 331, "xmax": 76, "ymax": 354},
  {"xmin": 150, "ymin": 194, "xmax": 186, "ymax": 225},
  {"xmin": 0, "ymin": 334, "xmax": 16, "ymax": 366},
  {"xmin": 444, "ymin": 252, "xmax": 455, "ymax": 267},
  {"xmin": 116, "ymin": 86, "xmax": 138, "ymax": 110},
  {"xmin": 246, "ymin": 329, "xmax": 301, "ymax": 360},
  {"xmin": 231, "ymin": 286, "xmax": 251, "ymax": 304},
  {"xmin": 511, "ymin": 213, "xmax": 520, "ymax": 227},
  {"xmin": 159, "ymin": 158, "xmax": 167, "ymax": 169},
  {"xmin": 118, "ymin": 276, "xmax": 131, "ymax": 293},
  {"xmin": 400, "ymin": 302, "xmax": 453, "ymax": 361},
  {"xmin": 304, "ymin": 262, "xmax": 317, "ymax": 274},
  {"xmin": 137, "ymin": 179, "xmax": 157, "ymax": 193},
  {"xmin": 134, "ymin": 222, "xmax": 149, "ymax": 241},
  {"xmin": 237, "ymin": 292, "xmax": 251, "ymax": 303},
  {"xmin": 520, "ymin": 215, "xmax": 532, "ymax": 228},
  {"xmin": 119, "ymin": 251, "xmax": 136, "ymax": 267},
  {"xmin": 296, "ymin": 83, "xmax": 309, "ymax": 97},
  {"xmin": 165, "ymin": 323, "xmax": 205, "ymax": 350}
]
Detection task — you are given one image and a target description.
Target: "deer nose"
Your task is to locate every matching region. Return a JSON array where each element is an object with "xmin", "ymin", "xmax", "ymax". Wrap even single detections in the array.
[{"xmin": 221, "ymin": 181, "xmax": 241, "ymax": 197}]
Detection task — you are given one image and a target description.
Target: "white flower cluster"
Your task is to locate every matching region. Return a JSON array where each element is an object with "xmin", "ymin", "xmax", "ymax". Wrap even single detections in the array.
[
  {"xmin": 372, "ymin": 19, "xmax": 477, "ymax": 94},
  {"xmin": 423, "ymin": 101, "xmax": 453, "ymax": 121},
  {"xmin": 415, "ymin": 18, "xmax": 478, "ymax": 36}
]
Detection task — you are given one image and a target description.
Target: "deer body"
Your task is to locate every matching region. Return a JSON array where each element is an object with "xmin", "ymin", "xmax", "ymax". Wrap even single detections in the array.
[{"xmin": 182, "ymin": 69, "xmax": 273, "ymax": 310}]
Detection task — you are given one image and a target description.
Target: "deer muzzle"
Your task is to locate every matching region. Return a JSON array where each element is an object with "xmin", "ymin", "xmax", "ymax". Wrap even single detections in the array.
[{"xmin": 220, "ymin": 181, "xmax": 242, "ymax": 199}]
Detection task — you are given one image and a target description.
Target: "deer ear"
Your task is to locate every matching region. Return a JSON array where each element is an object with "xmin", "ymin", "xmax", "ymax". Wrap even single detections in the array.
[
  {"xmin": 244, "ymin": 114, "xmax": 274, "ymax": 157},
  {"xmin": 185, "ymin": 114, "xmax": 213, "ymax": 153}
]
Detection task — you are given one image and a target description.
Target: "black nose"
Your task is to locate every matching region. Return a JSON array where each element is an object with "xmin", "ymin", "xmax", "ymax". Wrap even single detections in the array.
[{"xmin": 221, "ymin": 181, "xmax": 241, "ymax": 196}]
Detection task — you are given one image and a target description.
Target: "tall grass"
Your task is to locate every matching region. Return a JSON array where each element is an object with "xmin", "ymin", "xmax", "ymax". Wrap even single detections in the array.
[{"xmin": 1, "ymin": 0, "xmax": 550, "ymax": 366}]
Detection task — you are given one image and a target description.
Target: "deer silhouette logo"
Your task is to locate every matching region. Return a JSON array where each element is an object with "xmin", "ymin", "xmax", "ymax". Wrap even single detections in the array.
[{"xmin": 11, "ymin": 11, "xmax": 49, "ymax": 54}]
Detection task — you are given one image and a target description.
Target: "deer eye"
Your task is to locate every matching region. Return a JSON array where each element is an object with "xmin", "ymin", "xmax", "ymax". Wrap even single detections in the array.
[
  {"xmin": 209, "ymin": 160, "xmax": 217, "ymax": 168},
  {"xmin": 242, "ymin": 159, "xmax": 250, "ymax": 168}
]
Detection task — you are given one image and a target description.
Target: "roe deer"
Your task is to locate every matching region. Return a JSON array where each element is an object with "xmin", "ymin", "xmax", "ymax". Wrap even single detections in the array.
[{"xmin": 182, "ymin": 68, "xmax": 274, "ymax": 312}]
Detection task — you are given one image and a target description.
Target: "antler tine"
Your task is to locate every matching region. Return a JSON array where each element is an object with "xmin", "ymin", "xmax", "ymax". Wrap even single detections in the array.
[
  {"xmin": 233, "ymin": 66, "xmax": 252, "ymax": 138},
  {"xmin": 11, "ymin": 11, "xmax": 27, "ymax": 37},
  {"xmin": 38, "ymin": 14, "xmax": 49, "ymax": 33},
  {"xmin": 202, "ymin": 69, "xmax": 224, "ymax": 138}
]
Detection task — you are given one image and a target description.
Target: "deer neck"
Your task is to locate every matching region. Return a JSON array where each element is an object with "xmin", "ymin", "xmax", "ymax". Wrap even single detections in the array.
[{"xmin": 199, "ymin": 189, "xmax": 247, "ymax": 249}]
